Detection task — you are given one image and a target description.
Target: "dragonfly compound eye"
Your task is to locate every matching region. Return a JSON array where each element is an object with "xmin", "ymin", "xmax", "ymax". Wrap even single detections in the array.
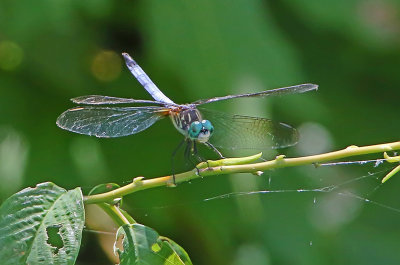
[
  {"xmin": 188, "ymin": 121, "xmax": 203, "ymax": 139},
  {"xmin": 202, "ymin": 120, "xmax": 214, "ymax": 135},
  {"xmin": 188, "ymin": 120, "xmax": 213, "ymax": 143}
]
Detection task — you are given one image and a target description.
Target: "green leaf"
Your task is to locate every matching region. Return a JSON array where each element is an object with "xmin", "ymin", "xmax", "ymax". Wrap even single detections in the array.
[
  {"xmin": 161, "ymin": 237, "xmax": 192, "ymax": 265},
  {"xmin": 88, "ymin": 183, "xmax": 121, "ymax": 195},
  {"xmin": 115, "ymin": 223, "xmax": 192, "ymax": 265},
  {"xmin": 0, "ymin": 182, "xmax": 85, "ymax": 265}
]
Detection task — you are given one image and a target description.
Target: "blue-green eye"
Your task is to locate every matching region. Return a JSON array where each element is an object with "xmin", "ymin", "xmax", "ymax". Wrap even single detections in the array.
[
  {"xmin": 202, "ymin": 120, "xmax": 214, "ymax": 135},
  {"xmin": 188, "ymin": 121, "xmax": 202, "ymax": 139}
]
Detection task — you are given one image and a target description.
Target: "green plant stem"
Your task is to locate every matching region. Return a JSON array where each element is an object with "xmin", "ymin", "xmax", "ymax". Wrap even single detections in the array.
[
  {"xmin": 84, "ymin": 140, "xmax": 400, "ymax": 205},
  {"xmin": 98, "ymin": 203, "xmax": 131, "ymax": 226}
]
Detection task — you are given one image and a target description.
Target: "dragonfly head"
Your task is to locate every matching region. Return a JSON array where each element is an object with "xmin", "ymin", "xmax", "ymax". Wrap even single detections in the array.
[{"xmin": 188, "ymin": 120, "xmax": 214, "ymax": 143}]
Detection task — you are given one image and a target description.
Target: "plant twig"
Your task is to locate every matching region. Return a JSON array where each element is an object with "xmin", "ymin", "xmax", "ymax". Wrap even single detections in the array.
[
  {"xmin": 98, "ymin": 203, "xmax": 131, "ymax": 226},
  {"xmin": 84, "ymin": 141, "xmax": 400, "ymax": 205}
]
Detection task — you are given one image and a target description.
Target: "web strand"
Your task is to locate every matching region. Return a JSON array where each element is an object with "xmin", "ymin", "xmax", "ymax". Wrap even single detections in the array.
[{"xmin": 82, "ymin": 159, "xmax": 400, "ymax": 234}]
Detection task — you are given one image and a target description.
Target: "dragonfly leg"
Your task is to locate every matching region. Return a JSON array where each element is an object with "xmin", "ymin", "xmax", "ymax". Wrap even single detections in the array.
[
  {"xmin": 185, "ymin": 140, "xmax": 201, "ymax": 176},
  {"xmin": 192, "ymin": 141, "xmax": 213, "ymax": 169},
  {"xmin": 184, "ymin": 139, "xmax": 191, "ymax": 162},
  {"xmin": 205, "ymin": 142, "xmax": 225, "ymax": 159},
  {"xmin": 192, "ymin": 141, "xmax": 206, "ymax": 163},
  {"xmin": 171, "ymin": 139, "xmax": 186, "ymax": 185}
]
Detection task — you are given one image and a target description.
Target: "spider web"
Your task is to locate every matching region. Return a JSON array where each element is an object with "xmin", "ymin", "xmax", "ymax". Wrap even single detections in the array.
[
  {"xmin": 82, "ymin": 157, "xmax": 400, "ymax": 238},
  {"xmin": 81, "ymin": 157, "xmax": 400, "ymax": 265}
]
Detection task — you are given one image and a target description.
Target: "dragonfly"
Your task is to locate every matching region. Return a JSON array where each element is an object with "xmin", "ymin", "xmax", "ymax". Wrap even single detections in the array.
[{"xmin": 57, "ymin": 53, "xmax": 318, "ymax": 165}]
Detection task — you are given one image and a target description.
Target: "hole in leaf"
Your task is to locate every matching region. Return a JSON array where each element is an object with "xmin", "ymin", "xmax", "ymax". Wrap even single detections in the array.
[
  {"xmin": 115, "ymin": 233, "xmax": 125, "ymax": 255},
  {"xmin": 46, "ymin": 224, "xmax": 64, "ymax": 254},
  {"xmin": 151, "ymin": 243, "xmax": 161, "ymax": 253}
]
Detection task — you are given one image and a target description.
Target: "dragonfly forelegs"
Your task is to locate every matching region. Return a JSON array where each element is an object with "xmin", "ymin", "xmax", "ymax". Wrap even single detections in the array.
[
  {"xmin": 192, "ymin": 141, "xmax": 209, "ymax": 164},
  {"xmin": 185, "ymin": 140, "xmax": 204, "ymax": 176},
  {"xmin": 205, "ymin": 142, "xmax": 225, "ymax": 159},
  {"xmin": 171, "ymin": 139, "xmax": 214, "ymax": 185}
]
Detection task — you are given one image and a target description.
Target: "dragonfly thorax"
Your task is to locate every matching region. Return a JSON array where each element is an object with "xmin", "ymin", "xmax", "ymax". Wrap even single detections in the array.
[{"xmin": 170, "ymin": 107, "xmax": 214, "ymax": 142}]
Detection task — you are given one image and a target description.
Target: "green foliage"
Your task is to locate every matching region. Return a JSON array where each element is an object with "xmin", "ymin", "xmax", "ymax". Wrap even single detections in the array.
[
  {"xmin": 0, "ymin": 182, "xmax": 192, "ymax": 264},
  {"xmin": 115, "ymin": 223, "xmax": 192, "ymax": 265},
  {"xmin": 89, "ymin": 183, "xmax": 121, "ymax": 195},
  {"xmin": 0, "ymin": 183, "xmax": 84, "ymax": 265}
]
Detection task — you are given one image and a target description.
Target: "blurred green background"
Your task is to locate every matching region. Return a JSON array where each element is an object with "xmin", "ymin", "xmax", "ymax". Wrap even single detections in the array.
[{"xmin": 1, "ymin": 0, "xmax": 400, "ymax": 264}]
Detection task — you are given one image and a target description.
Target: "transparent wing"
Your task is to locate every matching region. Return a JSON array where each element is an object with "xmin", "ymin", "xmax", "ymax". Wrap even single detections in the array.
[
  {"xmin": 200, "ymin": 109, "xmax": 299, "ymax": 150},
  {"xmin": 192, "ymin": 83, "xmax": 318, "ymax": 106},
  {"xmin": 71, "ymin": 95, "xmax": 165, "ymax": 105},
  {"xmin": 56, "ymin": 106, "xmax": 167, "ymax": 138}
]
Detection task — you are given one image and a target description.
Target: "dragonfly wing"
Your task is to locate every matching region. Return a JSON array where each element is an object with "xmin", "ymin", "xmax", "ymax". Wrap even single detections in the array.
[
  {"xmin": 193, "ymin": 83, "xmax": 318, "ymax": 106},
  {"xmin": 122, "ymin": 53, "xmax": 175, "ymax": 105},
  {"xmin": 200, "ymin": 109, "xmax": 299, "ymax": 149},
  {"xmin": 56, "ymin": 106, "xmax": 167, "ymax": 138},
  {"xmin": 71, "ymin": 95, "xmax": 164, "ymax": 105}
]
